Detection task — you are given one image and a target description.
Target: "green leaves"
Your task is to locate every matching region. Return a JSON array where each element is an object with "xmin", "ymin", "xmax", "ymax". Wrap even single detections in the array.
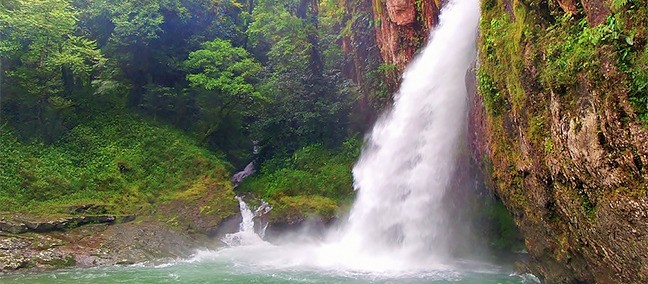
[
  {"xmin": 238, "ymin": 139, "xmax": 360, "ymax": 203},
  {"xmin": 0, "ymin": 0, "xmax": 104, "ymax": 95},
  {"xmin": 109, "ymin": 0, "xmax": 165, "ymax": 46},
  {"xmin": 183, "ymin": 39, "xmax": 265, "ymax": 143},
  {"xmin": 55, "ymin": 35, "xmax": 106, "ymax": 77},
  {"xmin": 185, "ymin": 39, "xmax": 264, "ymax": 102},
  {"xmin": 0, "ymin": 113, "xmax": 231, "ymax": 213}
]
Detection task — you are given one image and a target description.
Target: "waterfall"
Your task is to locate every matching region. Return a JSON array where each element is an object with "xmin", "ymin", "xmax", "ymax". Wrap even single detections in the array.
[
  {"xmin": 221, "ymin": 197, "xmax": 270, "ymax": 246},
  {"xmin": 332, "ymin": 0, "xmax": 480, "ymax": 266},
  {"xmin": 213, "ymin": 0, "xmax": 484, "ymax": 273}
]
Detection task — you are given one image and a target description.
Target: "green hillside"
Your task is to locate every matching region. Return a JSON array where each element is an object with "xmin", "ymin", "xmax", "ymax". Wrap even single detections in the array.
[{"xmin": 0, "ymin": 113, "xmax": 232, "ymax": 215}]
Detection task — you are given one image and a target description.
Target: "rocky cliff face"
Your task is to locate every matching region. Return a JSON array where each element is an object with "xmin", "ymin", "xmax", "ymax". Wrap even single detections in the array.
[
  {"xmin": 476, "ymin": 0, "xmax": 648, "ymax": 282},
  {"xmin": 372, "ymin": 0, "xmax": 440, "ymax": 76},
  {"xmin": 342, "ymin": 0, "xmax": 442, "ymax": 129}
]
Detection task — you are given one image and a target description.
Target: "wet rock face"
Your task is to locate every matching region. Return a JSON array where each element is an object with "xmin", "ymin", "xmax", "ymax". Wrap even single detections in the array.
[
  {"xmin": 370, "ymin": 0, "xmax": 441, "ymax": 85},
  {"xmin": 385, "ymin": 0, "xmax": 416, "ymax": 25},
  {"xmin": 474, "ymin": 0, "xmax": 648, "ymax": 282}
]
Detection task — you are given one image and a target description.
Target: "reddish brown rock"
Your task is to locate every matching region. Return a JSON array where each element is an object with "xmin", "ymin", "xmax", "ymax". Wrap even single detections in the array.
[
  {"xmin": 580, "ymin": 0, "xmax": 610, "ymax": 26},
  {"xmin": 385, "ymin": 0, "xmax": 416, "ymax": 25},
  {"xmin": 371, "ymin": 0, "xmax": 441, "ymax": 87},
  {"xmin": 557, "ymin": 0, "xmax": 578, "ymax": 14}
]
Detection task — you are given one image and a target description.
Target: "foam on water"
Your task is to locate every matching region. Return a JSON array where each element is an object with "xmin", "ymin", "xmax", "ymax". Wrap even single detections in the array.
[{"xmin": 221, "ymin": 196, "xmax": 268, "ymax": 247}]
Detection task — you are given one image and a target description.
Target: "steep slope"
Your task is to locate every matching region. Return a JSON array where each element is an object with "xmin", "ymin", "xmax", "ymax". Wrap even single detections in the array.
[
  {"xmin": 475, "ymin": 0, "xmax": 648, "ymax": 282},
  {"xmin": 371, "ymin": 0, "xmax": 440, "ymax": 73},
  {"xmin": 0, "ymin": 113, "xmax": 238, "ymax": 232}
]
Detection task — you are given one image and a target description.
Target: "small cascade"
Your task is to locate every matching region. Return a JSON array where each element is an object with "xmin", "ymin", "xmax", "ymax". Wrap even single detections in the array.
[
  {"xmin": 221, "ymin": 196, "xmax": 271, "ymax": 247},
  {"xmin": 254, "ymin": 199, "xmax": 272, "ymax": 239},
  {"xmin": 232, "ymin": 141, "xmax": 259, "ymax": 187}
]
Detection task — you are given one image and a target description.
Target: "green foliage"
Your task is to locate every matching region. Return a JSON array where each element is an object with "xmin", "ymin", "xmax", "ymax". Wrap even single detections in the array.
[
  {"xmin": 73, "ymin": 0, "xmax": 247, "ymax": 113},
  {"xmin": 477, "ymin": 70, "xmax": 505, "ymax": 116},
  {"xmin": 377, "ymin": 63, "xmax": 397, "ymax": 74},
  {"xmin": 239, "ymin": 138, "xmax": 360, "ymax": 203},
  {"xmin": 238, "ymin": 138, "xmax": 360, "ymax": 221},
  {"xmin": 611, "ymin": 0, "xmax": 630, "ymax": 10},
  {"xmin": 106, "ymin": 0, "xmax": 166, "ymax": 46},
  {"xmin": 184, "ymin": 39, "xmax": 266, "ymax": 143},
  {"xmin": 0, "ymin": 113, "xmax": 230, "ymax": 214},
  {"xmin": 0, "ymin": 0, "xmax": 373, "ymax": 221},
  {"xmin": 479, "ymin": 6, "xmax": 527, "ymax": 113},
  {"xmin": 541, "ymin": 16, "xmax": 625, "ymax": 90},
  {"xmin": 0, "ymin": 0, "xmax": 104, "ymax": 90},
  {"xmin": 615, "ymin": 0, "xmax": 648, "ymax": 122},
  {"xmin": 0, "ymin": 0, "xmax": 105, "ymax": 141},
  {"xmin": 269, "ymin": 195, "xmax": 339, "ymax": 222},
  {"xmin": 185, "ymin": 39, "xmax": 263, "ymax": 103},
  {"xmin": 627, "ymin": 47, "xmax": 648, "ymax": 122},
  {"xmin": 246, "ymin": 0, "xmax": 355, "ymax": 155}
]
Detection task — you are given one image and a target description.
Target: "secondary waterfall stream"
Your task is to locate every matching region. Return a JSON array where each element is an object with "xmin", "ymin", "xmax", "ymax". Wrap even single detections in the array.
[{"xmin": 221, "ymin": 197, "xmax": 270, "ymax": 246}]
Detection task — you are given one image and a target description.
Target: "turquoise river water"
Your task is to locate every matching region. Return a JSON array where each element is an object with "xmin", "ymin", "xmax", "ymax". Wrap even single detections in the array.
[{"xmin": 0, "ymin": 244, "xmax": 539, "ymax": 284}]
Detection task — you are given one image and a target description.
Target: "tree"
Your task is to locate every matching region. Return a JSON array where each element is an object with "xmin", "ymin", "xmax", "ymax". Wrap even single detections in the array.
[
  {"xmin": 0, "ymin": 0, "xmax": 105, "ymax": 142},
  {"xmin": 184, "ymin": 39, "xmax": 266, "ymax": 146},
  {"xmin": 72, "ymin": 0, "xmax": 248, "ymax": 108},
  {"xmin": 245, "ymin": 0, "xmax": 354, "ymax": 157}
]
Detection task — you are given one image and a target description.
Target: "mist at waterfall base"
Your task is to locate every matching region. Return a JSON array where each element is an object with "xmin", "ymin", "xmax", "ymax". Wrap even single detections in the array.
[{"xmin": 2, "ymin": 0, "xmax": 536, "ymax": 283}]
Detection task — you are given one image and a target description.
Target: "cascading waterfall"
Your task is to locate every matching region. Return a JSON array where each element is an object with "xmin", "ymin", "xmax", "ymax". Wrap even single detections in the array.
[
  {"xmin": 221, "ymin": 197, "xmax": 269, "ymax": 246},
  {"xmin": 330, "ymin": 0, "xmax": 480, "ymax": 267},
  {"xmin": 215, "ymin": 0, "xmax": 482, "ymax": 273}
]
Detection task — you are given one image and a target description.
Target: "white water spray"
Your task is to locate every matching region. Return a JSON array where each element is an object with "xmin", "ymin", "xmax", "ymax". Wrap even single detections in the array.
[
  {"xmin": 211, "ymin": 0, "xmax": 481, "ymax": 274},
  {"xmin": 328, "ymin": 0, "xmax": 481, "ymax": 268},
  {"xmin": 221, "ymin": 197, "xmax": 269, "ymax": 246}
]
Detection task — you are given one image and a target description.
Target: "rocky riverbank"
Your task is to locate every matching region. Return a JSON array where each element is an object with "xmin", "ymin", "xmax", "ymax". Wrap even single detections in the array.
[
  {"xmin": 0, "ymin": 214, "xmax": 219, "ymax": 273},
  {"xmin": 0, "ymin": 196, "xmax": 340, "ymax": 274},
  {"xmin": 0, "ymin": 191, "xmax": 244, "ymax": 274}
]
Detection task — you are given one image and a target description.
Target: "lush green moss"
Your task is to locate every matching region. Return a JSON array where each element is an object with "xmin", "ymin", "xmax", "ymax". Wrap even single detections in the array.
[
  {"xmin": 269, "ymin": 195, "xmax": 339, "ymax": 222},
  {"xmin": 613, "ymin": 0, "xmax": 648, "ymax": 122},
  {"xmin": 541, "ymin": 16, "xmax": 601, "ymax": 90},
  {"xmin": 479, "ymin": 6, "xmax": 528, "ymax": 114},
  {"xmin": 480, "ymin": 0, "xmax": 647, "ymax": 123},
  {"xmin": 0, "ymin": 112, "xmax": 231, "ymax": 214},
  {"xmin": 477, "ymin": 70, "xmax": 506, "ymax": 116}
]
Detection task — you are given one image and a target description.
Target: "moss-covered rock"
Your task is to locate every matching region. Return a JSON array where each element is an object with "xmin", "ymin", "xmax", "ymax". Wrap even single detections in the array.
[
  {"xmin": 475, "ymin": 0, "xmax": 648, "ymax": 282},
  {"xmin": 268, "ymin": 195, "xmax": 339, "ymax": 225},
  {"xmin": 156, "ymin": 176, "xmax": 239, "ymax": 235}
]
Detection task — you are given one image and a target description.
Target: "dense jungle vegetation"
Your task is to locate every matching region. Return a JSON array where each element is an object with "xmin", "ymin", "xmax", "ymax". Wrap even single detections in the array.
[{"xmin": 0, "ymin": 0, "xmax": 388, "ymax": 216}]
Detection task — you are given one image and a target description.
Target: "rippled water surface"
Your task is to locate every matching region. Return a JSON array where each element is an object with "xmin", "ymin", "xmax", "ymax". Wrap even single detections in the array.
[{"xmin": 2, "ymin": 244, "xmax": 538, "ymax": 284}]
